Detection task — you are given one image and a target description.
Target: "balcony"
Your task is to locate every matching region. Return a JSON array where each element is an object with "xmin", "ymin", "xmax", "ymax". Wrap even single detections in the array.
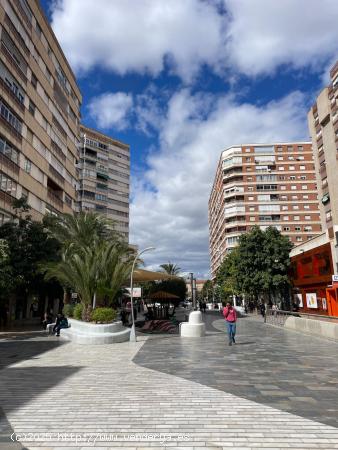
[
  {"xmin": 51, "ymin": 140, "xmax": 66, "ymax": 162},
  {"xmin": 0, "ymin": 42, "xmax": 27, "ymax": 84},
  {"xmin": 224, "ymin": 195, "xmax": 244, "ymax": 204},
  {"xmin": 49, "ymin": 164, "xmax": 65, "ymax": 186},
  {"xmin": 47, "ymin": 189, "xmax": 63, "ymax": 210},
  {"xmin": 0, "ymin": 152, "xmax": 20, "ymax": 176},
  {"xmin": 0, "ymin": 76, "xmax": 25, "ymax": 112}
]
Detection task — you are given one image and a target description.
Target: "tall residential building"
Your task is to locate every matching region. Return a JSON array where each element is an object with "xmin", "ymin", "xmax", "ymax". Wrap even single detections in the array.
[
  {"xmin": 0, "ymin": 0, "xmax": 82, "ymax": 223},
  {"xmin": 209, "ymin": 142, "xmax": 322, "ymax": 278},
  {"xmin": 308, "ymin": 61, "xmax": 338, "ymax": 261},
  {"xmin": 78, "ymin": 125, "xmax": 130, "ymax": 241}
]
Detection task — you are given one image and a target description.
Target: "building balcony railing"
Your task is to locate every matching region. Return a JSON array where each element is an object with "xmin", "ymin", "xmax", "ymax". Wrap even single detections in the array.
[
  {"xmin": 49, "ymin": 164, "xmax": 65, "ymax": 186},
  {"xmin": 0, "ymin": 77, "xmax": 25, "ymax": 112},
  {"xmin": 13, "ymin": 0, "xmax": 32, "ymax": 30},
  {"xmin": 0, "ymin": 152, "xmax": 20, "ymax": 176},
  {"xmin": 0, "ymin": 42, "xmax": 27, "ymax": 84},
  {"xmin": 47, "ymin": 189, "xmax": 63, "ymax": 210},
  {"xmin": 4, "ymin": 14, "xmax": 30, "ymax": 56},
  {"xmin": 0, "ymin": 114, "xmax": 22, "ymax": 143},
  {"xmin": 51, "ymin": 140, "xmax": 66, "ymax": 162}
]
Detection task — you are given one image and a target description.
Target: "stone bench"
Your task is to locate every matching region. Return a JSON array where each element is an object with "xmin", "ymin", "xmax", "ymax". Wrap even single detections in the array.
[
  {"xmin": 284, "ymin": 316, "xmax": 338, "ymax": 342},
  {"xmin": 180, "ymin": 311, "xmax": 206, "ymax": 337},
  {"xmin": 60, "ymin": 318, "xmax": 130, "ymax": 344}
]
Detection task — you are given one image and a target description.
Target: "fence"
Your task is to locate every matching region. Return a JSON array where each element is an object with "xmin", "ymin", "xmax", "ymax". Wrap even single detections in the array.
[{"xmin": 265, "ymin": 309, "xmax": 300, "ymax": 327}]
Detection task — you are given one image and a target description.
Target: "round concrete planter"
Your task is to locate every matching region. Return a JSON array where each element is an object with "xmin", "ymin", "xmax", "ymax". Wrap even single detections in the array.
[{"xmin": 60, "ymin": 318, "xmax": 130, "ymax": 344}]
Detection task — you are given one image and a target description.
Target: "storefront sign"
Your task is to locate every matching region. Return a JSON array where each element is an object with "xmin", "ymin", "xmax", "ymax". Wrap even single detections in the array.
[{"xmin": 306, "ymin": 292, "xmax": 318, "ymax": 309}]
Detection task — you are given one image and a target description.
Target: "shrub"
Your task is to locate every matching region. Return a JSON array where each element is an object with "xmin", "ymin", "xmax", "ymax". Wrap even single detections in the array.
[
  {"xmin": 73, "ymin": 303, "xmax": 83, "ymax": 320},
  {"xmin": 62, "ymin": 304, "xmax": 74, "ymax": 318},
  {"xmin": 91, "ymin": 307, "xmax": 116, "ymax": 323}
]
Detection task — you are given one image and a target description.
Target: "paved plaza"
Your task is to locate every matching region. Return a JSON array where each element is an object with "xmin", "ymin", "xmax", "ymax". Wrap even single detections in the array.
[{"xmin": 1, "ymin": 314, "xmax": 338, "ymax": 449}]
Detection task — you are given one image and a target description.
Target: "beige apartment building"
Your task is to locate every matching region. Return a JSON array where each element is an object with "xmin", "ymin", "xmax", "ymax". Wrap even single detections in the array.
[
  {"xmin": 0, "ymin": 0, "xmax": 81, "ymax": 223},
  {"xmin": 308, "ymin": 62, "xmax": 338, "ymax": 252},
  {"xmin": 209, "ymin": 142, "xmax": 322, "ymax": 278},
  {"xmin": 78, "ymin": 125, "xmax": 130, "ymax": 241}
]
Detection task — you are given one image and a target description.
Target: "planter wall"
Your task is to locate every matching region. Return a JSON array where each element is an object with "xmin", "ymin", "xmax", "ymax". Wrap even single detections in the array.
[{"xmin": 60, "ymin": 318, "xmax": 130, "ymax": 344}]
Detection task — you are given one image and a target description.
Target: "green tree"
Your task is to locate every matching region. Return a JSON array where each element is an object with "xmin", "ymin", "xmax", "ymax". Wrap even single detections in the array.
[
  {"xmin": 201, "ymin": 280, "xmax": 213, "ymax": 301},
  {"xmin": 44, "ymin": 212, "xmax": 136, "ymax": 320},
  {"xmin": 160, "ymin": 262, "xmax": 181, "ymax": 276},
  {"xmin": 216, "ymin": 248, "xmax": 241, "ymax": 300}
]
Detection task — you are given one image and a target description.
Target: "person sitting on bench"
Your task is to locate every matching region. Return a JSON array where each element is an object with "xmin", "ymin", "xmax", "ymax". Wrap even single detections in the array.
[{"xmin": 53, "ymin": 313, "xmax": 69, "ymax": 337}]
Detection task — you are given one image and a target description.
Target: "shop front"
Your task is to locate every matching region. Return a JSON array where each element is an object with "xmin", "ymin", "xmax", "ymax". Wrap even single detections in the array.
[{"xmin": 290, "ymin": 242, "xmax": 334, "ymax": 316}]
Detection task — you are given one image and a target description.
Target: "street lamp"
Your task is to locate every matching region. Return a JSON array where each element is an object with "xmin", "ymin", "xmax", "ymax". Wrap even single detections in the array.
[{"xmin": 129, "ymin": 246, "xmax": 155, "ymax": 342}]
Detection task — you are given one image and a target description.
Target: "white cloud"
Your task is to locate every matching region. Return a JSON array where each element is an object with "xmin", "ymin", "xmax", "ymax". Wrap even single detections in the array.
[
  {"xmin": 51, "ymin": 0, "xmax": 338, "ymax": 80},
  {"xmin": 225, "ymin": 0, "xmax": 338, "ymax": 77},
  {"xmin": 130, "ymin": 89, "xmax": 309, "ymax": 277},
  {"xmin": 87, "ymin": 92, "xmax": 133, "ymax": 130},
  {"xmin": 51, "ymin": 0, "xmax": 226, "ymax": 81}
]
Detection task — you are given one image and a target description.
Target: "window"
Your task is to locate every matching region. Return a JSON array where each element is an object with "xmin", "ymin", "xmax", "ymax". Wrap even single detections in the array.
[
  {"xmin": 65, "ymin": 194, "xmax": 72, "ymax": 207},
  {"xmin": 291, "ymin": 185, "xmax": 297, "ymax": 190},
  {"xmin": 280, "ymin": 195, "xmax": 287, "ymax": 200},
  {"xmin": 24, "ymin": 158, "xmax": 31, "ymax": 173},
  {"xmin": 246, "ymin": 157, "xmax": 251, "ymax": 162},
  {"xmin": 278, "ymin": 166, "xmax": 285, "ymax": 171},
  {"xmin": 0, "ymin": 98, "xmax": 22, "ymax": 133},
  {"xmin": 276, "ymin": 146, "xmax": 282, "ymax": 152},
  {"xmin": 304, "ymin": 226, "xmax": 312, "ymax": 231},
  {"xmin": 303, "ymin": 195, "xmax": 309, "ymax": 200},
  {"xmin": 283, "ymin": 216, "xmax": 289, "ymax": 221},
  {"xmin": 282, "ymin": 206, "xmax": 288, "ymax": 210},
  {"xmin": 297, "ymin": 156, "xmax": 305, "ymax": 160},
  {"xmin": 21, "ymin": 187, "xmax": 28, "ymax": 199},
  {"xmin": 26, "ymin": 128, "xmax": 33, "ymax": 144},
  {"xmin": 0, "ymin": 171, "xmax": 17, "ymax": 196},
  {"xmin": 287, "ymin": 146, "xmax": 293, "ymax": 152},
  {"xmin": 245, "ymin": 148, "xmax": 251, "ymax": 153},
  {"xmin": 294, "ymin": 216, "xmax": 300, "ymax": 221},
  {"xmin": 248, "ymin": 186, "xmax": 253, "ymax": 191},
  {"xmin": 288, "ymin": 156, "xmax": 295, "ymax": 160},
  {"xmin": 291, "ymin": 195, "xmax": 298, "ymax": 200},
  {"xmin": 250, "ymin": 217, "xmax": 255, "ymax": 222},
  {"xmin": 279, "ymin": 176, "xmax": 286, "ymax": 180},
  {"xmin": 281, "ymin": 185, "xmax": 286, "ymax": 190},
  {"xmin": 290, "ymin": 176, "xmax": 296, "ymax": 180},
  {"xmin": 301, "ymin": 185, "xmax": 308, "ymax": 190},
  {"xmin": 326, "ymin": 210, "xmax": 332, "ymax": 221},
  {"xmin": 289, "ymin": 166, "xmax": 295, "ymax": 170},
  {"xmin": 31, "ymin": 73, "xmax": 37, "ymax": 89},
  {"xmin": 283, "ymin": 226, "xmax": 290, "ymax": 231},
  {"xmin": 296, "ymin": 236, "xmax": 302, "ymax": 242},
  {"xmin": 300, "ymin": 175, "xmax": 306, "ymax": 180},
  {"xmin": 293, "ymin": 205, "xmax": 299, "ymax": 210},
  {"xmin": 248, "ymin": 196, "xmax": 254, "ymax": 201},
  {"xmin": 304, "ymin": 205, "xmax": 310, "ymax": 209},
  {"xmin": 305, "ymin": 215, "xmax": 311, "ymax": 220},
  {"xmin": 295, "ymin": 226, "xmax": 301, "ymax": 231},
  {"xmin": 0, "ymin": 135, "xmax": 19, "ymax": 164},
  {"xmin": 277, "ymin": 156, "xmax": 283, "ymax": 161},
  {"xmin": 29, "ymin": 100, "xmax": 36, "ymax": 115},
  {"xmin": 298, "ymin": 146, "xmax": 303, "ymax": 151}
]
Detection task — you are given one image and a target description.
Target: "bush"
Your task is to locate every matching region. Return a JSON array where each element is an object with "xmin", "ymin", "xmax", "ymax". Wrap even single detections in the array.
[
  {"xmin": 73, "ymin": 303, "xmax": 83, "ymax": 320},
  {"xmin": 91, "ymin": 307, "xmax": 116, "ymax": 323},
  {"xmin": 62, "ymin": 304, "xmax": 74, "ymax": 318}
]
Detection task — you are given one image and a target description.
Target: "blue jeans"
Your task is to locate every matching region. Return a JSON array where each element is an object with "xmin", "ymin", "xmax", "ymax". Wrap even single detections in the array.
[{"xmin": 227, "ymin": 321, "xmax": 236, "ymax": 342}]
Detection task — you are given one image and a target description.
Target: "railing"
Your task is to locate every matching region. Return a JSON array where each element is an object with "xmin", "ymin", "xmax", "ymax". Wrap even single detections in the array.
[{"xmin": 265, "ymin": 309, "xmax": 300, "ymax": 326}]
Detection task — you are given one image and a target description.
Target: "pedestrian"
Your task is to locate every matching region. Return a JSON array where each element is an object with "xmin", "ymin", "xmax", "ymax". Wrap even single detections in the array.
[
  {"xmin": 53, "ymin": 313, "xmax": 69, "ymax": 337},
  {"xmin": 223, "ymin": 302, "xmax": 237, "ymax": 346},
  {"xmin": 202, "ymin": 302, "xmax": 207, "ymax": 313},
  {"xmin": 259, "ymin": 303, "xmax": 266, "ymax": 318}
]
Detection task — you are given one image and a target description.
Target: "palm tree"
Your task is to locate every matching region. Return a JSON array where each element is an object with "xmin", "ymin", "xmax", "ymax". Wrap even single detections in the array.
[
  {"xmin": 160, "ymin": 262, "xmax": 181, "ymax": 276},
  {"xmin": 44, "ymin": 212, "xmax": 136, "ymax": 320}
]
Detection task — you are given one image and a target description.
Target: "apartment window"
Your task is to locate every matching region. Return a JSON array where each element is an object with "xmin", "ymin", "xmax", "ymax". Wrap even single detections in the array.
[
  {"xmin": 0, "ymin": 135, "xmax": 19, "ymax": 164},
  {"xmin": 21, "ymin": 187, "xmax": 28, "ymax": 199},
  {"xmin": 277, "ymin": 156, "xmax": 283, "ymax": 161},
  {"xmin": 280, "ymin": 195, "xmax": 287, "ymax": 200},
  {"xmin": 297, "ymin": 156, "xmax": 305, "ymax": 160},
  {"xmin": 276, "ymin": 146, "xmax": 282, "ymax": 152},
  {"xmin": 246, "ymin": 167, "xmax": 252, "ymax": 171},
  {"xmin": 295, "ymin": 226, "xmax": 301, "ymax": 231},
  {"xmin": 279, "ymin": 176, "xmax": 286, "ymax": 180},
  {"xmin": 31, "ymin": 73, "xmax": 37, "ymax": 89},
  {"xmin": 296, "ymin": 236, "xmax": 302, "ymax": 242},
  {"xmin": 322, "ymin": 178, "xmax": 328, "ymax": 187},
  {"xmin": 303, "ymin": 195, "xmax": 309, "ymax": 199},
  {"xmin": 305, "ymin": 215, "xmax": 311, "ymax": 220},
  {"xmin": 304, "ymin": 205, "xmax": 310, "ymax": 210},
  {"xmin": 65, "ymin": 194, "xmax": 72, "ymax": 207},
  {"xmin": 36, "ymin": 22, "xmax": 42, "ymax": 38},
  {"xmin": 326, "ymin": 210, "xmax": 332, "ymax": 221},
  {"xmin": 29, "ymin": 100, "xmax": 36, "ymax": 115},
  {"xmin": 24, "ymin": 158, "xmax": 31, "ymax": 173},
  {"xmin": 301, "ymin": 185, "xmax": 308, "ymax": 190},
  {"xmin": 298, "ymin": 146, "xmax": 303, "ymax": 151},
  {"xmin": 291, "ymin": 195, "xmax": 298, "ymax": 200},
  {"xmin": 281, "ymin": 185, "xmax": 286, "ymax": 190},
  {"xmin": 288, "ymin": 156, "xmax": 295, "ymax": 161},
  {"xmin": 300, "ymin": 175, "xmax": 306, "ymax": 180},
  {"xmin": 245, "ymin": 148, "xmax": 251, "ymax": 153},
  {"xmin": 282, "ymin": 206, "xmax": 288, "ymax": 210},
  {"xmin": 250, "ymin": 217, "xmax": 255, "ymax": 222},
  {"xmin": 289, "ymin": 166, "xmax": 295, "ymax": 170},
  {"xmin": 278, "ymin": 166, "xmax": 285, "ymax": 171},
  {"xmin": 290, "ymin": 176, "xmax": 296, "ymax": 180},
  {"xmin": 293, "ymin": 205, "xmax": 299, "ymax": 210},
  {"xmin": 287, "ymin": 146, "xmax": 293, "ymax": 152},
  {"xmin": 299, "ymin": 165, "xmax": 305, "ymax": 171},
  {"xmin": 247, "ymin": 177, "xmax": 253, "ymax": 181},
  {"xmin": 294, "ymin": 215, "xmax": 300, "ymax": 221},
  {"xmin": 283, "ymin": 216, "xmax": 289, "ymax": 221},
  {"xmin": 248, "ymin": 186, "xmax": 253, "ymax": 191},
  {"xmin": 0, "ymin": 171, "xmax": 17, "ymax": 196},
  {"xmin": 291, "ymin": 185, "xmax": 297, "ymax": 190},
  {"xmin": 246, "ymin": 157, "xmax": 251, "ymax": 162},
  {"xmin": 248, "ymin": 196, "xmax": 254, "ymax": 201},
  {"xmin": 0, "ymin": 98, "xmax": 22, "ymax": 133},
  {"xmin": 304, "ymin": 226, "xmax": 312, "ymax": 231},
  {"xmin": 249, "ymin": 207, "xmax": 255, "ymax": 211},
  {"xmin": 283, "ymin": 227, "xmax": 290, "ymax": 231}
]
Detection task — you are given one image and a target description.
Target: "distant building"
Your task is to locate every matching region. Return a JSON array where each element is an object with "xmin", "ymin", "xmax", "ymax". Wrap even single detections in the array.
[
  {"xmin": 209, "ymin": 142, "xmax": 322, "ymax": 278},
  {"xmin": 78, "ymin": 125, "xmax": 130, "ymax": 241}
]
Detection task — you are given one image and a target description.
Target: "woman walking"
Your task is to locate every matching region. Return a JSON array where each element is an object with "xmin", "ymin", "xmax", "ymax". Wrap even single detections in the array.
[{"xmin": 223, "ymin": 302, "xmax": 237, "ymax": 346}]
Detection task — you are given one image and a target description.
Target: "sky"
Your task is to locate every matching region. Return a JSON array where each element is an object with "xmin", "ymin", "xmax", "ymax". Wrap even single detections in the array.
[{"xmin": 40, "ymin": 0, "xmax": 338, "ymax": 278}]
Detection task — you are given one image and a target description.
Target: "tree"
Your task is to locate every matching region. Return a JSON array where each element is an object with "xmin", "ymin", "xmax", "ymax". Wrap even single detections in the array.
[
  {"xmin": 160, "ymin": 262, "xmax": 181, "ymax": 276},
  {"xmin": 44, "ymin": 212, "xmax": 136, "ymax": 320},
  {"xmin": 201, "ymin": 280, "xmax": 213, "ymax": 301},
  {"xmin": 216, "ymin": 226, "xmax": 293, "ymax": 304}
]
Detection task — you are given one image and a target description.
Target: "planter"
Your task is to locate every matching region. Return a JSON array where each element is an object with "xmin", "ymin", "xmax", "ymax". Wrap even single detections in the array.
[{"xmin": 60, "ymin": 318, "xmax": 130, "ymax": 344}]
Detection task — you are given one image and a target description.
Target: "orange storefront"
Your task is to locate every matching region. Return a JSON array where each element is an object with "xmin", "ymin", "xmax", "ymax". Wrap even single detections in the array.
[{"xmin": 290, "ymin": 243, "xmax": 338, "ymax": 316}]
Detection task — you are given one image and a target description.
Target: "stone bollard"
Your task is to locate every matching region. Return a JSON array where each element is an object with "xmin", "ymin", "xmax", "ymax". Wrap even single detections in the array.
[{"xmin": 180, "ymin": 311, "xmax": 206, "ymax": 337}]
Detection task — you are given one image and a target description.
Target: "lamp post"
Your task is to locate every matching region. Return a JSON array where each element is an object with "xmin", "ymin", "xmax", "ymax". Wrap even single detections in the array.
[{"xmin": 129, "ymin": 246, "xmax": 155, "ymax": 342}]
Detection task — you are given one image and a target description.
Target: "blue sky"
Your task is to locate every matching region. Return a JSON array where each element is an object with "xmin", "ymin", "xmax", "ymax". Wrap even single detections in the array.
[{"xmin": 41, "ymin": 0, "xmax": 338, "ymax": 277}]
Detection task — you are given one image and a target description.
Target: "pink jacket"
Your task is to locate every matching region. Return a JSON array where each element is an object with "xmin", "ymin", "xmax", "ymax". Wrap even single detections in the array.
[{"xmin": 223, "ymin": 306, "xmax": 237, "ymax": 322}]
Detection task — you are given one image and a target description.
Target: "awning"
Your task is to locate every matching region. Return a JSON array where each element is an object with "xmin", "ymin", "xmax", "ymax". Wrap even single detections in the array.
[{"xmin": 132, "ymin": 269, "xmax": 178, "ymax": 282}]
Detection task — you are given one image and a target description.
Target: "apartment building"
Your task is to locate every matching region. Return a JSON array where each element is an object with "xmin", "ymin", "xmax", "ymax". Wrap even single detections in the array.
[
  {"xmin": 209, "ymin": 142, "xmax": 322, "ymax": 278},
  {"xmin": 78, "ymin": 125, "xmax": 130, "ymax": 241},
  {"xmin": 0, "ymin": 0, "xmax": 81, "ymax": 224}
]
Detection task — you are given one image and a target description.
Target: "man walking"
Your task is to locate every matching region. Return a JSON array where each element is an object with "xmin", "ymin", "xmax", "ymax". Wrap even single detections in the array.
[{"xmin": 223, "ymin": 302, "xmax": 237, "ymax": 346}]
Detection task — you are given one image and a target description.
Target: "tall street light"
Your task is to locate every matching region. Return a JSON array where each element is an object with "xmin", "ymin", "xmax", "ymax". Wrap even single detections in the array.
[{"xmin": 129, "ymin": 246, "xmax": 155, "ymax": 342}]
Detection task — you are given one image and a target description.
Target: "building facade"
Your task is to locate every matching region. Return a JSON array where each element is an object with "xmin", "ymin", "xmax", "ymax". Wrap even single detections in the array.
[
  {"xmin": 209, "ymin": 142, "xmax": 322, "ymax": 278},
  {"xmin": 308, "ymin": 61, "xmax": 338, "ymax": 272},
  {"xmin": 0, "ymin": 0, "xmax": 82, "ymax": 223},
  {"xmin": 78, "ymin": 125, "xmax": 130, "ymax": 241}
]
